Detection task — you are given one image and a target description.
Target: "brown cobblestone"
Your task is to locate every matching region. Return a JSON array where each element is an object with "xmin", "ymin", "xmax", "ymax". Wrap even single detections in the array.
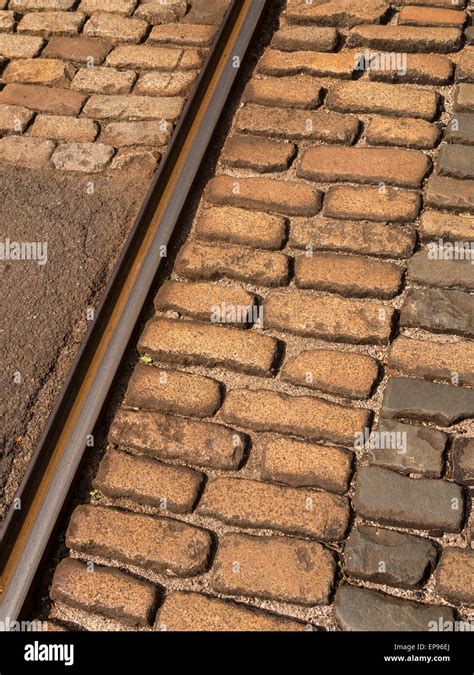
[
  {"xmin": 290, "ymin": 219, "xmax": 416, "ymax": 259},
  {"xmin": 51, "ymin": 558, "xmax": 157, "ymax": 627},
  {"xmin": 323, "ymin": 185, "xmax": 420, "ymax": 223},
  {"xmin": 435, "ymin": 548, "xmax": 474, "ymax": 605},
  {"xmin": 454, "ymin": 83, "xmax": 474, "ymax": 112},
  {"xmin": 438, "ymin": 143, "xmax": 474, "ymax": 179},
  {"xmin": 212, "ymin": 532, "xmax": 335, "ymax": 606},
  {"xmin": 419, "ymin": 209, "xmax": 474, "ymax": 241},
  {"xmin": 456, "ymin": 52, "xmax": 474, "ymax": 83},
  {"xmin": 236, "ymin": 104, "xmax": 359, "ymax": 144},
  {"xmin": 0, "ymin": 135, "xmax": 55, "ymax": 168},
  {"xmin": 401, "ymin": 287, "xmax": 474, "ymax": 338},
  {"xmin": 83, "ymin": 12, "xmax": 147, "ymax": 43},
  {"xmin": 198, "ymin": 477, "xmax": 350, "ymax": 541},
  {"xmin": 0, "ymin": 83, "xmax": 86, "ymax": 115},
  {"xmin": 181, "ymin": 0, "xmax": 229, "ymax": 26},
  {"xmin": 273, "ymin": 25, "xmax": 338, "ymax": 52},
  {"xmin": 134, "ymin": 70, "xmax": 197, "ymax": 96},
  {"xmin": 220, "ymin": 388, "xmax": 370, "ymax": 446},
  {"xmin": 30, "ymin": 114, "xmax": 98, "ymax": 142},
  {"xmin": 0, "ymin": 33, "xmax": 44, "ymax": 57},
  {"xmin": 0, "ymin": 103, "xmax": 34, "ymax": 132},
  {"xmin": 137, "ymin": 317, "xmax": 280, "ymax": 377},
  {"xmin": 347, "ymin": 24, "xmax": 462, "ymax": 53},
  {"xmin": 134, "ymin": 0, "xmax": 187, "ymax": 25},
  {"xmin": 387, "ymin": 335, "xmax": 474, "ymax": 387},
  {"xmin": 125, "ymin": 362, "xmax": 221, "ymax": 417},
  {"xmin": 244, "ymin": 75, "xmax": 322, "ymax": 109},
  {"xmin": 195, "ymin": 207, "xmax": 286, "ymax": 250},
  {"xmin": 265, "ymin": 289, "xmax": 394, "ymax": 344},
  {"xmin": 109, "ymin": 146, "xmax": 159, "ymax": 173},
  {"xmin": 221, "ymin": 134, "xmax": 295, "ymax": 173},
  {"xmin": 83, "ymin": 93, "xmax": 184, "ymax": 121},
  {"xmin": 282, "ymin": 349, "xmax": 379, "ymax": 399},
  {"xmin": 106, "ymin": 44, "xmax": 202, "ymax": 70},
  {"xmin": 0, "ymin": 11, "xmax": 16, "ymax": 32},
  {"xmin": 175, "ymin": 241, "xmax": 290, "ymax": 287},
  {"xmin": 425, "ymin": 176, "xmax": 474, "ymax": 213},
  {"xmin": 326, "ymin": 81, "xmax": 439, "ymax": 120},
  {"xmin": 17, "ymin": 11, "xmax": 85, "ymax": 36},
  {"xmin": 51, "ymin": 142, "xmax": 114, "ymax": 172},
  {"xmin": 94, "ymin": 447, "xmax": 203, "ymax": 513},
  {"xmin": 262, "ymin": 436, "xmax": 353, "ymax": 494},
  {"xmin": 154, "ymin": 279, "xmax": 257, "ymax": 327},
  {"xmin": 259, "ymin": 48, "xmax": 355, "ymax": 79},
  {"xmin": 205, "ymin": 175, "xmax": 322, "ymax": 217},
  {"xmin": 155, "ymin": 592, "xmax": 309, "ymax": 632},
  {"xmin": 285, "ymin": 0, "xmax": 389, "ymax": 28},
  {"xmin": 452, "ymin": 438, "xmax": 474, "ymax": 486},
  {"xmin": 2, "ymin": 58, "xmax": 75, "ymax": 87},
  {"xmin": 79, "ymin": 0, "xmax": 137, "ymax": 16},
  {"xmin": 66, "ymin": 505, "xmax": 212, "ymax": 577},
  {"xmin": 100, "ymin": 120, "xmax": 171, "ymax": 146},
  {"xmin": 365, "ymin": 116, "xmax": 441, "ymax": 150},
  {"xmin": 9, "ymin": 0, "xmax": 75, "ymax": 8},
  {"xmin": 71, "ymin": 66, "xmax": 136, "ymax": 94},
  {"xmin": 109, "ymin": 408, "xmax": 246, "ymax": 470},
  {"xmin": 368, "ymin": 53, "xmax": 453, "ymax": 86},
  {"xmin": 42, "ymin": 36, "xmax": 112, "ymax": 64},
  {"xmin": 298, "ymin": 145, "xmax": 430, "ymax": 188},
  {"xmin": 407, "ymin": 249, "xmax": 474, "ymax": 291},
  {"xmin": 398, "ymin": 6, "xmax": 467, "ymax": 27},
  {"xmin": 148, "ymin": 23, "xmax": 217, "ymax": 47}
]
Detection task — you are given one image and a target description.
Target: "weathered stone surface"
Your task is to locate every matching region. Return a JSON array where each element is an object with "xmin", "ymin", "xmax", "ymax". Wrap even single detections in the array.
[
  {"xmin": 109, "ymin": 408, "xmax": 246, "ymax": 470},
  {"xmin": 347, "ymin": 24, "xmax": 462, "ymax": 53},
  {"xmin": 0, "ymin": 83, "xmax": 87, "ymax": 116},
  {"xmin": 72, "ymin": 66, "xmax": 136, "ymax": 94},
  {"xmin": 205, "ymin": 175, "xmax": 322, "ymax": 217},
  {"xmin": 2, "ymin": 58, "xmax": 75, "ymax": 87},
  {"xmin": 435, "ymin": 548, "xmax": 474, "ymax": 605},
  {"xmin": 366, "ymin": 116, "xmax": 441, "ymax": 149},
  {"xmin": 134, "ymin": 71, "xmax": 197, "ymax": 96},
  {"xmin": 326, "ymin": 81, "xmax": 439, "ymax": 120},
  {"xmin": 220, "ymin": 388, "xmax": 370, "ymax": 447},
  {"xmin": 94, "ymin": 447, "xmax": 203, "ymax": 512},
  {"xmin": 138, "ymin": 317, "xmax": 280, "ymax": 377},
  {"xmin": 323, "ymin": 186, "xmax": 420, "ymax": 223},
  {"xmin": 354, "ymin": 466, "xmax": 465, "ymax": 532},
  {"xmin": 265, "ymin": 290, "xmax": 394, "ymax": 344},
  {"xmin": 195, "ymin": 207, "xmax": 287, "ymax": 250},
  {"xmin": 454, "ymin": 83, "xmax": 474, "ymax": 111},
  {"xmin": 446, "ymin": 113, "xmax": 474, "ymax": 145},
  {"xmin": 31, "ymin": 114, "xmax": 98, "ymax": 143},
  {"xmin": 368, "ymin": 419, "xmax": 447, "ymax": 478},
  {"xmin": 368, "ymin": 53, "xmax": 453, "ymax": 86},
  {"xmin": 0, "ymin": 104, "xmax": 34, "ymax": 133},
  {"xmin": 101, "ymin": 120, "xmax": 171, "ymax": 147},
  {"xmin": 66, "ymin": 505, "xmax": 212, "ymax": 577},
  {"xmin": 80, "ymin": 0, "xmax": 137, "ymax": 15},
  {"xmin": 221, "ymin": 135, "xmax": 295, "ymax": 173},
  {"xmin": 51, "ymin": 142, "xmax": 114, "ymax": 172},
  {"xmin": 149, "ymin": 23, "xmax": 217, "ymax": 47},
  {"xmin": 244, "ymin": 75, "xmax": 323, "ymax": 109},
  {"xmin": 212, "ymin": 532, "xmax": 335, "ymax": 606},
  {"xmin": 125, "ymin": 362, "xmax": 221, "ymax": 418},
  {"xmin": 419, "ymin": 209, "xmax": 474, "ymax": 242},
  {"xmin": 50, "ymin": 558, "xmax": 157, "ymax": 627},
  {"xmin": 0, "ymin": 33, "xmax": 44, "ymax": 58},
  {"xmin": 334, "ymin": 585, "xmax": 454, "ymax": 632},
  {"xmin": 285, "ymin": 0, "xmax": 390, "ymax": 28},
  {"xmin": 42, "ymin": 36, "xmax": 112, "ymax": 63},
  {"xmin": 0, "ymin": 135, "xmax": 55, "ymax": 169},
  {"xmin": 182, "ymin": 0, "xmax": 230, "ymax": 25},
  {"xmin": 298, "ymin": 145, "xmax": 431, "ymax": 188},
  {"xmin": 198, "ymin": 477, "xmax": 350, "ymax": 540},
  {"xmin": 83, "ymin": 94, "xmax": 184, "ymax": 121},
  {"xmin": 106, "ymin": 44, "xmax": 202, "ymax": 70},
  {"xmin": 381, "ymin": 377, "xmax": 474, "ymax": 427},
  {"xmin": 398, "ymin": 5, "xmax": 467, "ymax": 27},
  {"xmin": 407, "ymin": 250, "xmax": 474, "ymax": 291},
  {"xmin": 282, "ymin": 348, "xmax": 379, "ymax": 399},
  {"xmin": 259, "ymin": 49, "xmax": 355, "ymax": 79},
  {"xmin": 438, "ymin": 143, "xmax": 474, "ymax": 179},
  {"xmin": 18, "ymin": 10, "xmax": 86, "ymax": 36},
  {"xmin": 135, "ymin": 0, "xmax": 187, "ymax": 25},
  {"xmin": 400, "ymin": 287, "xmax": 474, "ymax": 338},
  {"xmin": 456, "ymin": 51, "xmax": 474, "ymax": 83},
  {"xmin": 388, "ymin": 335, "xmax": 474, "ymax": 387},
  {"xmin": 109, "ymin": 147, "xmax": 159, "ymax": 173},
  {"xmin": 452, "ymin": 438, "xmax": 474, "ymax": 486},
  {"xmin": 262, "ymin": 436, "xmax": 353, "ymax": 495},
  {"xmin": 273, "ymin": 25, "xmax": 338, "ymax": 52},
  {"xmin": 290, "ymin": 219, "xmax": 415, "ymax": 259},
  {"xmin": 155, "ymin": 592, "xmax": 309, "ymax": 632},
  {"xmin": 344, "ymin": 525, "xmax": 438, "ymax": 589},
  {"xmin": 83, "ymin": 12, "xmax": 147, "ymax": 43}
]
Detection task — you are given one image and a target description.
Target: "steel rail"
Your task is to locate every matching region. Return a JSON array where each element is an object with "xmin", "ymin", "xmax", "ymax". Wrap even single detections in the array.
[{"xmin": 0, "ymin": 0, "xmax": 267, "ymax": 623}]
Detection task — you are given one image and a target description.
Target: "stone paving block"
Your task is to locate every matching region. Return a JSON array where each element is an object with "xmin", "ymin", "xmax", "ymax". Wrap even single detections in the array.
[
  {"xmin": 79, "ymin": 0, "xmax": 137, "ymax": 16},
  {"xmin": 134, "ymin": 70, "xmax": 197, "ymax": 96},
  {"xmin": 83, "ymin": 12, "xmax": 148, "ymax": 43},
  {"xmin": 334, "ymin": 585, "xmax": 454, "ymax": 632},
  {"xmin": 51, "ymin": 142, "xmax": 115, "ymax": 172},
  {"xmin": 205, "ymin": 175, "xmax": 322, "ymax": 217},
  {"xmin": 0, "ymin": 10, "xmax": 15, "ymax": 32},
  {"xmin": 2, "ymin": 58, "xmax": 75, "ymax": 87},
  {"xmin": 273, "ymin": 25, "xmax": 338, "ymax": 52},
  {"xmin": 347, "ymin": 24, "xmax": 462, "ymax": 53},
  {"xmin": 368, "ymin": 418, "xmax": 447, "ymax": 478},
  {"xmin": 83, "ymin": 94, "xmax": 184, "ymax": 121},
  {"xmin": 425, "ymin": 176, "xmax": 474, "ymax": 213},
  {"xmin": 400, "ymin": 287, "xmax": 474, "ymax": 338},
  {"xmin": 0, "ymin": 103, "xmax": 34, "ymax": 133},
  {"xmin": 451, "ymin": 438, "xmax": 474, "ymax": 486},
  {"xmin": 326, "ymin": 81, "xmax": 439, "ymax": 120},
  {"xmin": 419, "ymin": 209, "xmax": 474, "ymax": 241},
  {"xmin": 155, "ymin": 592, "xmax": 309, "ymax": 632},
  {"xmin": 265, "ymin": 289, "xmax": 394, "ymax": 344},
  {"xmin": 262, "ymin": 436, "xmax": 353, "ymax": 494},
  {"xmin": 323, "ymin": 185, "xmax": 421, "ymax": 223},
  {"xmin": 17, "ymin": 10, "xmax": 86, "ymax": 36},
  {"xmin": 290, "ymin": 219, "xmax": 416, "ymax": 259},
  {"xmin": 195, "ymin": 207, "xmax": 287, "ymax": 250},
  {"xmin": 199, "ymin": 477, "xmax": 350, "ymax": 541},
  {"xmin": 109, "ymin": 146, "xmax": 159, "ymax": 173},
  {"xmin": 181, "ymin": 0, "xmax": 230, "ymax": 26},
  {"xmin": 244, "ymin": 75, "xmax": 323, "ymax": 109},
  {"xmin": 66, "ymin": 505, "xmax": 212, "ymax": 577},
  {"xmin": 435, "ymin": 548, "xmax": 474, "ymax": 605},
  {"xmin": 438, "ymin": 143, "xmax": 474, "ymax": 179},
  {"xmin": 94, "ymin": 447, "xmax": 203, "ymax": 512},
  {"xmin": 388, "ymin": 334, "xmax": 474, "ymax": 387},
  {"xmin": 285, "ymin": 0, "xmax": 390, "ymax": 28},
  {"xmin": 30, "ymin": 114, "xmax": 98, "ymax": 143},
  {"xmin": 0, "ymin": 33, "xmax": 44, "ymax": 57},
  {"xmin": 0, "ymin": 83, "xmax": 87, "ymax": 116},
  {"xmin": 367, "ymin": 53, "xmax": 453, "ymax": 86},
  {"xmin": 446, "ymin": 113, "xmax": 474, "ymax": 144},
  {"xmin": 125, "ymin": 362, "xmax": 222, "ymax": 417},
  {"xmin": 220, "ymin": 388, "xmax": 370, "ymax": 447},
  {"xmin": 408, "ymin": 249, "xmax": 474, "ymax": 291},
  {"xmin": 454, "ymin": 83, "xmax": 474, "ymax": 112},
  {"xmin": 137, "ymin": 317, "xmax": 280, "ymax": 377},
  {"xmin": 354, "ymin": 466, "xmax": 465, "ymax": 532},
  {"xmin": 381, "ymin": 376, "xmax": 474, "ymax": 426},
  {"xmin": 51, "ymin": 558, "xmax": 157, "ymax": 627},
  {"xmin": 365, "ymin": 116, "xmax": 441, "ymax": 149},
  {"xmin": 456, "ymin": 51, "xmax": 474, "ymax": 83},
  {"xmin": 281, "ymin": 348, "xmax": 379, "ymax": 399},
  {"xmin": 148, "ymin": 23, "xmax": 217, "ymax": 47},
  {"xmin": 8, "ymin": 0, "xmax": 75, "ymax": 8},
  {"xmin": 106, "ymin": 44, "xmax": 202, "ymax": 70},
  {"xmin": 236, "ymin": 104, "xmax": 359, "ymax": 144},
  {"xmin": 0, "ymin": 135, "xmax": 55, "ymax": 168},
  {"xmin": 398, "ymin": 5, "xmax": 467, "ymax": 27},
  {"xmin": 212, "ymin": 532, "xmax": 335, "ymax": 606},
  {"xmin": 101, "ymin": 120, "xmax": 171, "ymax": 146},
  {"xmin": 175, "ymin": 240, "xmax": 289, "ymax": 287},
  {"xmin": 298, "ymin": 145, "xmax": 431, "ymax": 188},
  {"xmin": 71, "ymin": 66, "xmax": 137, "ymax": 94},
  {"xmin": 221, "ymin": 135, "xmax": 296, "ymax": 173},
  {"xmin": 344, "ymin": 525, "xmax": 438, "ymax": 589},
  {"xmin": 134, "ymin": 0, "xmax": 187, "ymax": 25},
  {"xmin": 109, "ymin": 408, "xmax": 246, "ymax": 470},
  {"xmin": 259, "ymin": 49, "xmax": 356, "ymax": 79},
  {"xmin": 42, "ymin": 36, "xmax": 112, "ymax": 63}
]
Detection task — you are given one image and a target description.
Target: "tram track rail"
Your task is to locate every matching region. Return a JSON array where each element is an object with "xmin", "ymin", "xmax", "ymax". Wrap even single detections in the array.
[{"xmin": 0, "ymin": 0, "xmax": 267, "ymax": 623}]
